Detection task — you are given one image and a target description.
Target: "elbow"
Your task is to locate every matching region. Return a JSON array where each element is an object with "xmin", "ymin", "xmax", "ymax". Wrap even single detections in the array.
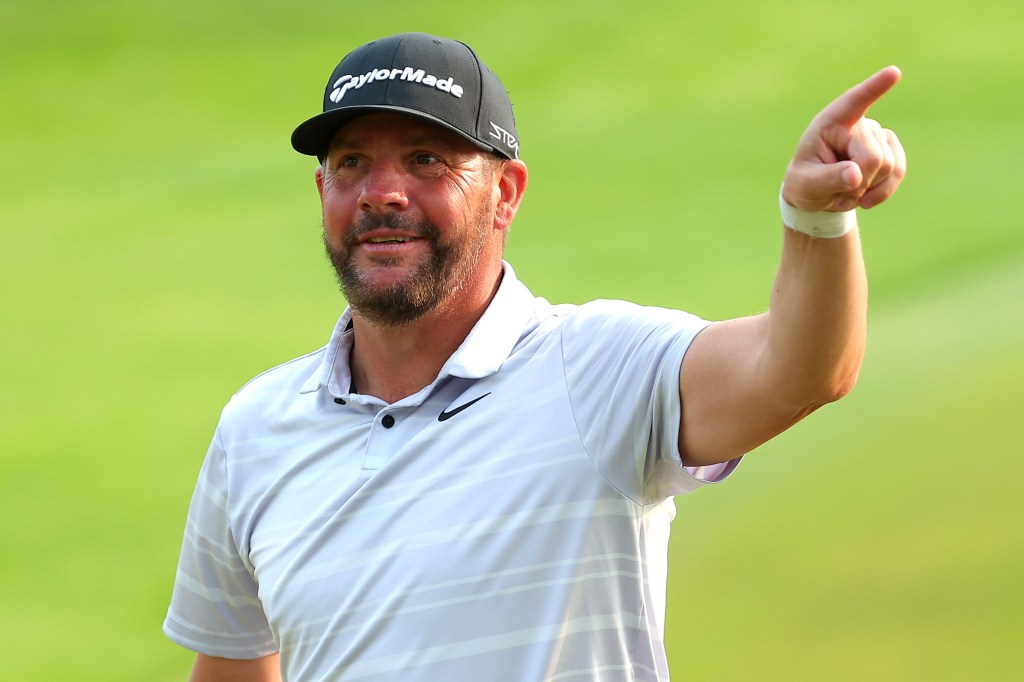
[
  {"xmin": 785, "ymin": 363, "xmax": 862, "ymax": 411},
  {"xmin": 812, "ymin": 341, "xmax": 866, "ymax": 405},
  {"xmin": 819, "ymin": 366, "xmax": 861, "ymax": 404},
  {"xmin": 787, "ymin": 371, "xmax": 859, "ymax": 424}
]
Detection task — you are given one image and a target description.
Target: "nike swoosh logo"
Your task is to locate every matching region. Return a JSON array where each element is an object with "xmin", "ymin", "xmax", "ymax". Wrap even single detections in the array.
[{"xmin": 438, "ymin": 392, "xmax": 491, "ymax": 422}]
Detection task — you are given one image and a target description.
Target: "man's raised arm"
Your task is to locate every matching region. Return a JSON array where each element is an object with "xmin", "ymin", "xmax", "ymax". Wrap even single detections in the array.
[{"xmin": 679, "ymin": 67, "xmax": 907, "ymax": 467}]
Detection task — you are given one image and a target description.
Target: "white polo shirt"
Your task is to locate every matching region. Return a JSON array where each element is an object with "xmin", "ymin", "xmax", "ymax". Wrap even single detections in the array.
[{"xmin": 164, "ymin": 262, "xmax": 739, "ymax": 681}]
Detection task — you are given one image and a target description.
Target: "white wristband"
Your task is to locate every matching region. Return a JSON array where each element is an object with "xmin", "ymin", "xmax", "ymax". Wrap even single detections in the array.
[{"xmin": 779, "ymin": 187, "xmax": 857, "ymax": 238}]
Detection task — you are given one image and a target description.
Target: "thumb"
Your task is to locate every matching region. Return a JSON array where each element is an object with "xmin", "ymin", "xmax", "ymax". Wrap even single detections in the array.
[{"xmin": 786, "ymin": 160, "xmax": 863, "ymax": 211}]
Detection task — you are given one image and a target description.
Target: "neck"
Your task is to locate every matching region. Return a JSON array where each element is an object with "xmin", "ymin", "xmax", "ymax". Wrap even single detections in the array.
[{"xmin": 348, "ymin": 266, "xmax": 503, "ymax": 404}]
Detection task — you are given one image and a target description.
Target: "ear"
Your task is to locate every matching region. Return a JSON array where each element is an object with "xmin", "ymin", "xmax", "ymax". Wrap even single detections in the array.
[
  {"xmin": 492, "ymin": 160, "xmax": 528, "ymax": 232},
  {"xmin": 315, "ymin": 165, "xmax": 326, "ymax": 201}
]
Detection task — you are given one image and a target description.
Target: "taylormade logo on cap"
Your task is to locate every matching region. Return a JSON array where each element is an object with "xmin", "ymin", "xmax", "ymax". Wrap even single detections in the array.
[{"xmin": 329, "ymin": 66, "xmax": 464, "ymax": 103}]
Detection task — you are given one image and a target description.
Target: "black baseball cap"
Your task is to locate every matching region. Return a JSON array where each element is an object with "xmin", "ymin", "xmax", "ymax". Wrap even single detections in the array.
[{"xmin": 291, "ymin": 33, "xmax": 520, "ymax": 162}]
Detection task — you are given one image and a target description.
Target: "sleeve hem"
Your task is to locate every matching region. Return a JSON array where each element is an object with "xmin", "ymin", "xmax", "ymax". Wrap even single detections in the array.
[
  {"xmin": 163, "ymin": 616, "xmax": 278, "ymax": 660},
  {"xmin": 682, "ymin": 457, "xmax": 742, "ymax": 485}
]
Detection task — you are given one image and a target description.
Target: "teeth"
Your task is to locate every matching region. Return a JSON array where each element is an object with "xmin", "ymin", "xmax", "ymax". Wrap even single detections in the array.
[{"xmin": 368, "ymin": 237, "xmax": 411, "ymax": 243}]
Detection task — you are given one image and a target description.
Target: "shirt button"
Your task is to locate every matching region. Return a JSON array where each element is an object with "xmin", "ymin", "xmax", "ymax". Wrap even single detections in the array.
[{"xmin": 381, "ymin": 414, "xmax": 396, "ymax": 428}]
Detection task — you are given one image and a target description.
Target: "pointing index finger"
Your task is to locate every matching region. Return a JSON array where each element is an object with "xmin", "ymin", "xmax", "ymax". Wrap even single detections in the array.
[{"xmin": 821, "ymin": 65, "xmax": 902, "ymax": 127}]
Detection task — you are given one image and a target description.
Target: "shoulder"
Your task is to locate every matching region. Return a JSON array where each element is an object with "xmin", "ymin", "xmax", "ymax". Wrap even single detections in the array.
[
  {"xmin": 558, "ymin": 299, "xmax": 708, "ymax": 341},
  {"xmin": 235, "ymin": 346, "xmax": 326, "ymax": 397},
  {"xmin": 219, "ymin": 346, "xmax": 327, "ymax": 423},
  {"xmin": 517, "ymin": 298, "xmax": 709, "ymax": 375}
]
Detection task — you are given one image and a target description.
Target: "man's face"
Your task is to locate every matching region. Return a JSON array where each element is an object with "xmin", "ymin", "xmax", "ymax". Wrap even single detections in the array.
[{"xmin": 317, "ymin": 113, "xmax": 504, "ymax": 326}]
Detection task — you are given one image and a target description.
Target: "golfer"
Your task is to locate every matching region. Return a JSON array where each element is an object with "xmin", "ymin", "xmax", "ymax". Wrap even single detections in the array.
[{"xmin": 164, "ymin": 32, "xmax": 906, "ymax": 681}]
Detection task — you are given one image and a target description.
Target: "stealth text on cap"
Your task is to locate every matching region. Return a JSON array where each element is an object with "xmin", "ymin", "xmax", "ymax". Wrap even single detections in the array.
[
  {"xmin": 330, "ymin": 66, "xmax": 465, "ymax": 103},
  {"xmin": 488, "ymin": 122, "xmax": 519, "ymax": 159}
]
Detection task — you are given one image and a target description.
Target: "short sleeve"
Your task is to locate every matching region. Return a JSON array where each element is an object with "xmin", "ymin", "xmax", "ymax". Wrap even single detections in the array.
[
  {"xmin": 163, "ymin": 429, "xmax": 278, "ymax": 658},
  {"xmin": 560, "ymin": 300, "xmax": 739, "ymax": 503}
]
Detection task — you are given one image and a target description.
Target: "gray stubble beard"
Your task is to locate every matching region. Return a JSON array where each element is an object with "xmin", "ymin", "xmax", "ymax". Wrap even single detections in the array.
[{"xmin": 322, "ymin": 212, "xmax": 490, "ymax": 327}]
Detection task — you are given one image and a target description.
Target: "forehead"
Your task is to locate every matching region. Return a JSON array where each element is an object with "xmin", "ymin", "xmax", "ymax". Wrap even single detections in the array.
[{"xmin": 327, "ymin": 112, "xmax": 482, "ymax": 154}]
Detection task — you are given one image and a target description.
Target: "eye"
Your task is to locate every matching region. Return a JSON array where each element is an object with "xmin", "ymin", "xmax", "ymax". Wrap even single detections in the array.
[
  {"xmin": 325, "ymin": 152, "xmax": 364, "ymax": 171},
  {"xmin": 414, "ymin": 153, "xmax": 440, "ymax": 165}
]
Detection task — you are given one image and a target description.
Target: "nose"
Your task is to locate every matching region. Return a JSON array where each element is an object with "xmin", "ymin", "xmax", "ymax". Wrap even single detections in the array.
[{"xmin": 359, "ymin": 161, "xmax": 409, "ymax": 214}]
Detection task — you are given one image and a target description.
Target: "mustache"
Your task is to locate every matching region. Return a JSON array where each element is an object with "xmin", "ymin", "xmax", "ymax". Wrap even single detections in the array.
[{"xmin": 342, "ymin": 213, "xmax": 441, "ymax": 248}]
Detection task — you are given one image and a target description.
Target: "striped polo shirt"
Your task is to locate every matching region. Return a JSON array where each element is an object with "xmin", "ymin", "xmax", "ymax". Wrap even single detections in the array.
[{"xmin": 164, "ymin": 262, "xmax": 739, "ymax": 680}]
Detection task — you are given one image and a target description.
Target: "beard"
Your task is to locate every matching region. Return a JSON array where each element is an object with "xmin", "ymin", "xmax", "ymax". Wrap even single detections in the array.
[{"xmin": 323, "ymin": 211, "xmax": 490, "ymax": 327}]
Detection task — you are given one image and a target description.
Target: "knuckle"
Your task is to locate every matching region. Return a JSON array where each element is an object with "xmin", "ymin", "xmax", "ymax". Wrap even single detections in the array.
[
  {"xmin": 861, "ymin": 155, "xmax": 884, "ymax": 178},
  {"xmin": 879, "ymin": 152, "xmax": 896, "ymax": 175}
]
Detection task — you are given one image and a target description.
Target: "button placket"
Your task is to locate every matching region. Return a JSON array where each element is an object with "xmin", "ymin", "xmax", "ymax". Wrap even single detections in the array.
[{"xmin": 361, "ymin": 409, "xmax": 403, "ymax": 470}]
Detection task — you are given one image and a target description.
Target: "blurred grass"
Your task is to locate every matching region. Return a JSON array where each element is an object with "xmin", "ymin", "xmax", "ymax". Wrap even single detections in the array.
[
  {"xmin": 1, "ymin": 0, "xmax": 1021, "ymax": 680},
  {"xmin": 667, "ymin": 258, "xmax": 1024, "ymax": 679}
]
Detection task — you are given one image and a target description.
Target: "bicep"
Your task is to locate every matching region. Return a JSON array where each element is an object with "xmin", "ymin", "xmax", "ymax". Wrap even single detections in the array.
[
  {"xmin": 679, "ymin": 314, "xmax": 815, "ymax": 467},
  {"xmin": 189, "ymin": 653, "xmax": 281, "ymax": 682}
]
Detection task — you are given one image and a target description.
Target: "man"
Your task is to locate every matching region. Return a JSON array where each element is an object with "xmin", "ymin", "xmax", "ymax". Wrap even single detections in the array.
[{"xmin": 164, "ymin": 32, "xmax": 905, "ymax": 681}]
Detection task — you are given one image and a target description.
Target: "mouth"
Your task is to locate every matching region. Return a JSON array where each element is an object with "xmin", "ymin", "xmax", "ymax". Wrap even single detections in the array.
[
  {"xmin": 352, "ymin": 230, "xmax": 428, "ymax": 259},
  {"xmin": 364, "ymin": 236, "xmax": 419, "ymax": 244},
  {"xmin": 341, "ymin": 214, "xmax": 441, "ymax": 255}
]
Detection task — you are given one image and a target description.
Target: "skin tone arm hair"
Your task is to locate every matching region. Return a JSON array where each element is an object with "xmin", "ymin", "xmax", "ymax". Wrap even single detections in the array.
[
  {"xmin": 679, "ymin": 66, "xmax": 907, "ymax": 468},
  {"xmin": 188, "ymin": 653, "xmax": 282, "ymax": 682}
]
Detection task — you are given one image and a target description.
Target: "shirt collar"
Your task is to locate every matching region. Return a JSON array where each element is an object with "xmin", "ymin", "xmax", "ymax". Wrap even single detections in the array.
[{"xmin": 300, "ymin": 261, "xmax": 536, "ymax": 398}]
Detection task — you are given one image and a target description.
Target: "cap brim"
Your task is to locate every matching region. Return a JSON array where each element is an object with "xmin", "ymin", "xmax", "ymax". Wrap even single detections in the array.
[{"xmin": 290, "ymin": 105, "xmax": 501, "ymax": 160}]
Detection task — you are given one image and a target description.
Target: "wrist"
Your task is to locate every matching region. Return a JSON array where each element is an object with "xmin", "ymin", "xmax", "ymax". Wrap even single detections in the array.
[{"xmin": 779, "ymin": 186, "xmax": 857, "ymax": 238}]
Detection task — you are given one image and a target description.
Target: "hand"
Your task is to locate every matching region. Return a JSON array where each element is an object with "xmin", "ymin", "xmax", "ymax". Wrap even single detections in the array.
[{"xmin": 782, "ymin": 66, "xmax": 907, "ymax": 213}]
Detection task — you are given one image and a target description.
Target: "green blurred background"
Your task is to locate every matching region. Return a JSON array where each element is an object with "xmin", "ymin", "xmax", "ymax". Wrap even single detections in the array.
[{"xmin": 2, "ymin": 1, "xmax": 1021, "ymax": 679}]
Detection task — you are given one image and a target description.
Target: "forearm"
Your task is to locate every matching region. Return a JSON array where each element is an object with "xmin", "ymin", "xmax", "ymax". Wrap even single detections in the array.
[{"xmin": 760, "ymin": 223, "xmax": 867, "ymax": 408}]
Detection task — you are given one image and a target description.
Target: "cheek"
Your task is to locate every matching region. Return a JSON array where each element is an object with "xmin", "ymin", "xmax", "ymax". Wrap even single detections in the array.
[
  {"xmin": 320, "ymin": 188, "xmax": 358, "ymax": 231},
  {"xmin": 430, "ymin": 183, "xmax": 491, "ymax": 230},
  {"xmin": 322, "ymin": 181, "xmax": 354, "ymax": 211}
]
